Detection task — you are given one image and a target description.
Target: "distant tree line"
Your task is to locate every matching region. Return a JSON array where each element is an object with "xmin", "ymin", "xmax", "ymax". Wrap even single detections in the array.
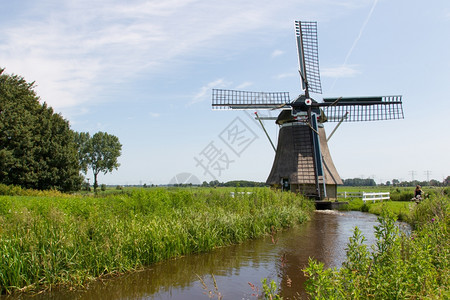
[
  {"xmin": 343, "ymin": 177, "xmax": 450, "ymax": 187},
  {"xmin": 343, "ymin": 178, "xmax": 376, "ymax": 186},
  {"xmin": 385, "ymin": 177, "xmax": 449, "ymax": 187},
  {"xmin": 168, "ymin": 180, "xmax": 267, "ymax": 188},
  {"xmin": 223, "ymin": 180, "xmax": 268, "ymax": 187},
  {"xmin": 171, "ymin": 177, "xmax": 450, "ymax": 188},
  {"xmin": 0, "ymin": 68, "xmax": 122, "ymax": 192},
  {"xmin": 199, "ymin": 180, "xmax": 267, "ymax": 187}
]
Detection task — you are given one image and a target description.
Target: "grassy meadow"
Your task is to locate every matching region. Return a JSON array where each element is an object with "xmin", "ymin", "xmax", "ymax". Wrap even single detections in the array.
[{"xmin": 0, "ymin": 186, "xmax": 314, "ymax": 294}]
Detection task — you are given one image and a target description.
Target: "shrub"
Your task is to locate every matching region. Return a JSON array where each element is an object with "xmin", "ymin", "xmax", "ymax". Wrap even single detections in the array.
[
  {"xmin": 339, "ymin": 198, "xmax": 364, "ymax": 211},
  {"xmin": 360, "ymin": 202, "xmax": 370, "ymax": 212},
  {"xmin": 0, "ymin": 183, "xmax": 69, "ymax": 197},
  {"xmin": 389, "ymin": 189, "xmax": 414, "ymax": 201},
  {"xmin": 410, "ymin": 195, "xmax": 449, "ymax": 230}
]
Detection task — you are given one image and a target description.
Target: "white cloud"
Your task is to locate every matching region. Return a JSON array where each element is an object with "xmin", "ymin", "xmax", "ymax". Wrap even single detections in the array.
[
  {"xmin": 1, "ymin": 0, "xmax": 285, "ymax": 113},
  {"xmin": 149, "ymin": 112, "xmax": 160, "ymax": 118},
  {"xmin": 275, "ymin": 72, "xmax": 297, "ymax": 79},
  {"xmin": 271, "ymin": 49, "xmax": 284, "ymax": 57},
  {"xmin": 235, "ymin": 82, "xmax": 253, "ymax": 89},
  {"xmin": 0, "ymin": 0, "xmax": 375, "ymax": 116},
  {"xmin": 321, "ymin": 65, "xmax": 360, "ymax": 78}
]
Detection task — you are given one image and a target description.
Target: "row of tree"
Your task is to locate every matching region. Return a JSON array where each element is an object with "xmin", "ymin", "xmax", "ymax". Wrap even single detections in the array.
[
  {"xmin": 200, "ymin": 180, "xmax": 268, "ymax": 187},
  {"xmin": 0, "ymin": 68, "xmax": 122, "ymax": 191},
  {"xmin": 167, "ymin": 180, "xmax": 268, "ymax": 188},
  {"xmin": 386, "ymin": 177, "xmax": 450, "ymax": 187},
  {"xmin": 343, "ymin": 177, "xmax": 450, "ymax": 187}
]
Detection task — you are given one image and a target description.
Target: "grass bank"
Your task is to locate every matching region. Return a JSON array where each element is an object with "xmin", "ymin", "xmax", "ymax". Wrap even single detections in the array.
[
  {"xmin": 0, "ymin": 187, "xmax": 314, "ymax": 294},
  {"xmin": 338, "ymin": 186, "xmax": 449, "ymax": 202},
  {"xmin": 338, "ymin": 187, "xmax": 449, "ymax": 223},
  {"xmin": 339, "ymin": 198, "xmax": 414, "ymax": 222}
]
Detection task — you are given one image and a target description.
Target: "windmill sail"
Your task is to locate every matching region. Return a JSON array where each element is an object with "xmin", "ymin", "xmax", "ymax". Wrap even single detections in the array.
[
  {"xmin": 321, "ymin": 96, "xmax": 404, "ymax": 122},
  {"xmin": 295, "ymin": 21, "xmax": 322, "ymax": 95},
  {"xmin": 212, "ymin": 89, "xmax": 290, "ymax": 110}
]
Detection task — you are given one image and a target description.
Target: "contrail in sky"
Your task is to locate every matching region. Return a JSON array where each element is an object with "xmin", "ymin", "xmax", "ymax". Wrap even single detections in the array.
[{"xmin": 330, "ymin": 0, "xmax": 379, "ymax": 91}]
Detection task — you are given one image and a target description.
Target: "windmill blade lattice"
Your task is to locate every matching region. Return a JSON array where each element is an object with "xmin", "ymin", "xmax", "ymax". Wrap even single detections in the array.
[
  {"xmin": 295, "ymin": 21, "xmax": 322, "ymax": 94},
  {"xmin": 322, "ymin": 96, "xmax": 404, "ymax": 122},
  {"xmin": 212, "ymin": 89, "xmax": 291, "ymax": 110}
]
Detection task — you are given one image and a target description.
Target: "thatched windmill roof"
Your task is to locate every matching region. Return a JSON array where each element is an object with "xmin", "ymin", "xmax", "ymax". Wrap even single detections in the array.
[{"xmin": 266, "ymin": 122, "xmax": 342, "ymax": 186}]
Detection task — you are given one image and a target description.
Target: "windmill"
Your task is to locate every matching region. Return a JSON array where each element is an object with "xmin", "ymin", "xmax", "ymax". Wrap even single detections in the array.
[{"xmin": 212, "ymin": 21, "xmax": 404, "ymax": 200}]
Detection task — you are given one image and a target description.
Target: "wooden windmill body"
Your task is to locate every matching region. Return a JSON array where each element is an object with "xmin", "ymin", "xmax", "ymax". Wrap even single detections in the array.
[
  {"xmin": 266, "ymin": 118, "xmax": 342, "ymax": 198},
  {"xmin": 212, "ymin": 21, "xmax": 403, "ymax": 199}
]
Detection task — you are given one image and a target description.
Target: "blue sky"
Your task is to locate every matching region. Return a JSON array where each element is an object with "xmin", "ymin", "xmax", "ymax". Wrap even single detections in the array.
[{"xmin": 1, "ymin": 0, "xmax": 449, "ymax": 185}]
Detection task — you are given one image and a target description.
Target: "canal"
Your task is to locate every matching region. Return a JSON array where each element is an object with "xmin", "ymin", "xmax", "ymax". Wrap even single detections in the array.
[{"xmin": 14, "ymin": 211, "xmax": 410, "ymax": 299}]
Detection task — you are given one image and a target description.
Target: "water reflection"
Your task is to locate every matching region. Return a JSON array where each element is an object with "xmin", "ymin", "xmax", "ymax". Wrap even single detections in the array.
[
  {"xmin": 8, "ymin": 211, "xmax": 408, "ymax": 300},
  {"xmin": 276, "ymin": 210, "xmax": 380, "ymax": 299}
]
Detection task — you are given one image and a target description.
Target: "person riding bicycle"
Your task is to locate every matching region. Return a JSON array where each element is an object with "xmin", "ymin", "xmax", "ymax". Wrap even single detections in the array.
[{"xmin": 414, "ymin": 185, "xmax": 423, "ymax": 201}]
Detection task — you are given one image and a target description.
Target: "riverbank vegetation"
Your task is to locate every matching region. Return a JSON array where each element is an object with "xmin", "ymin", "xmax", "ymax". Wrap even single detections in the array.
[
  {"xmin": 338, "ymin": 185, "xmax": 449, "ymax": 201},
  {"xmin": 339, "ymin": 186, "xmax": 449, "ymax": 222},
  {"xmin": 0, "ymin": 186, "xmax": 313, "ymax": 294},
  {"xmin": 304, "ymin": 194, "xmax": 449, "ymax": 299}
]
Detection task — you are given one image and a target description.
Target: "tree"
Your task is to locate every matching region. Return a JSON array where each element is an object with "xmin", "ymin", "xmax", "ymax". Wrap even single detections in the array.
[
  {"xmin": 74, "ymin": 131, "xmax": 91, "ymax": 173},
  {"xmin": 0, "ymin": 68, "xmax": 82, "ymax": 191},
  {"xmin": 429, "ymin": 179, "xmax": 441, "ymax": 187},
  {"xmin": 209, "ymin": 180, "xmax": 220, "ymax": 187},
  {"xmin": 75, "ymin": 131, "xmax": 122, "ymax": 191}
]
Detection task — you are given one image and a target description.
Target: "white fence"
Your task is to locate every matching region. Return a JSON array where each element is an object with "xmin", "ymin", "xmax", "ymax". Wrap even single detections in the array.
[
  {"xmin": 338, "ymin": 191, "xmax": 390, "ymax": 203},
  {"xmin": 339, "ymin": 192, "xmax": 364, "ymax": 198},
  {"xmin": 362, "ymin": 192, "xmax": 390, "ymax": 203}
]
